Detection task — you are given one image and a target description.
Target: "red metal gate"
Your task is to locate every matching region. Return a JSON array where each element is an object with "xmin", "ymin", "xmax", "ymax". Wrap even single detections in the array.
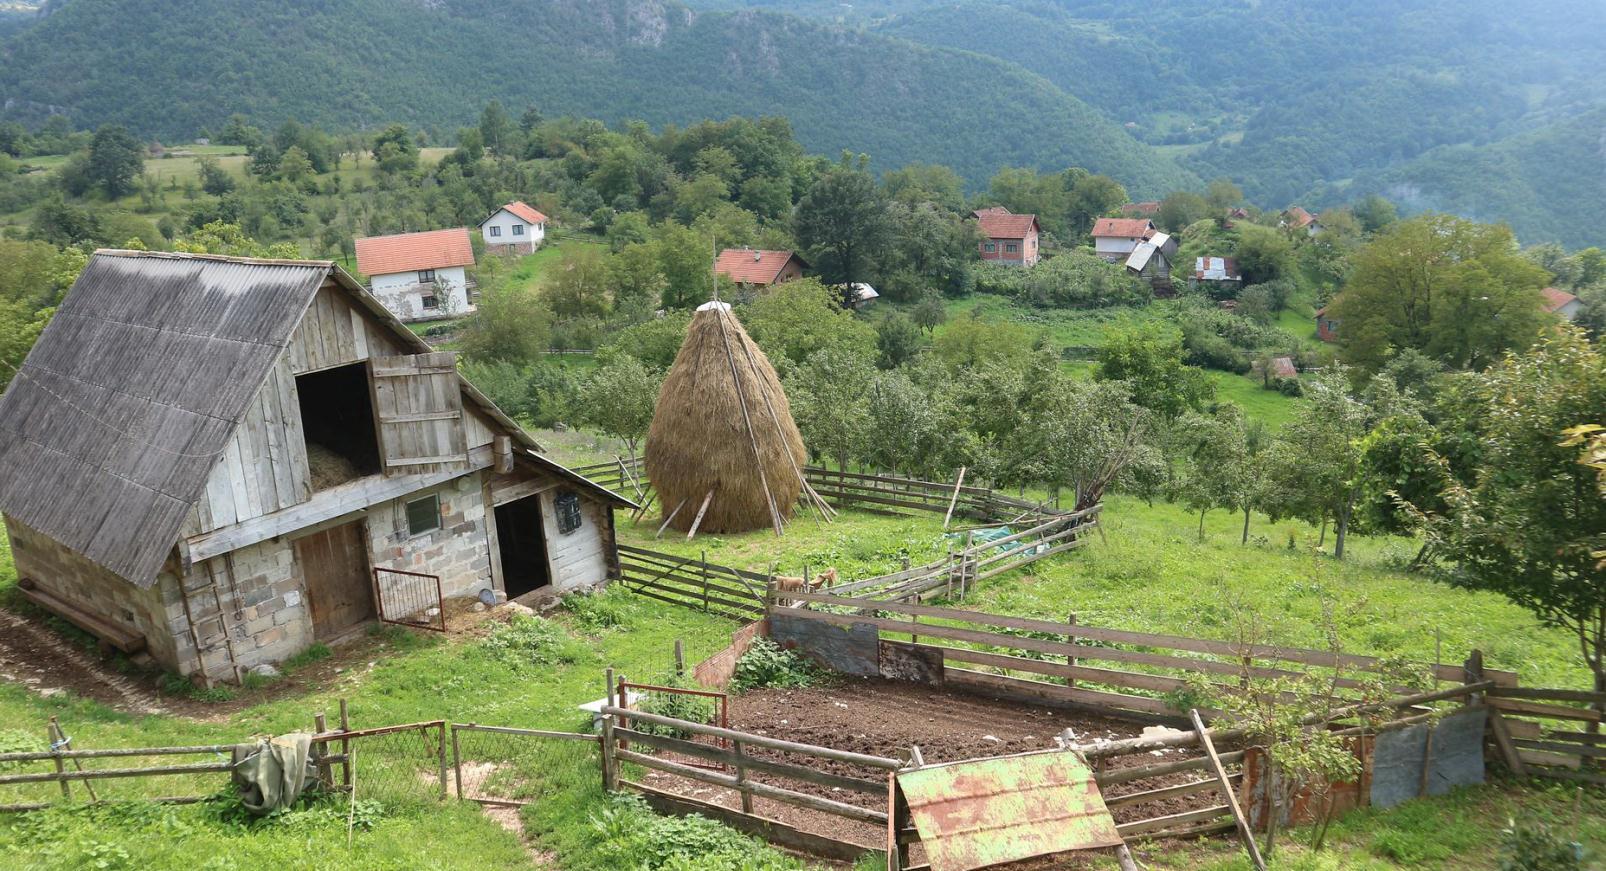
[{"xmin": 373, "ymin": 567, "xmax": 446, "ymax": 632}]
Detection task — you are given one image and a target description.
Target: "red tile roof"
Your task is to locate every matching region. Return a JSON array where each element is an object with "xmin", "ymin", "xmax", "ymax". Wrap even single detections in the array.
[
  {"xmin": 715, "ymin": 248, "xmax": 806, "ymax": 286},
  {"xmin": 974, "ymin": 208, "xmax": 1040, "ymax": 239},
  {"xmin": 1091, "ymin": 218, "xmax": 1156, "ymax": 239},
  {"xmin": 355, "ymin": 228, "xmax": 475, "ymax": 277},
  {"xmin": 1285, "ymin": 206, "xmax": 1315, "ymax": 229},
  {"xmin": 1541, "ymin": 286, "xmax": 1579, "ymax": 313},
  {"xmin": 1122, "ymin": 201, "xmax": 1161, "ymax": 217},
  {"xmin": 498, "ymin": 201, "xmax": 548, "ymax": 225}
]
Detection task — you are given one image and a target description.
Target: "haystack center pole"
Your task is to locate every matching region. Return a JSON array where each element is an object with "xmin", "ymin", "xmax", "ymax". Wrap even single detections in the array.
[{"xmin": 712, "ymin": 305, "xmax": 785, "ymax": 535}]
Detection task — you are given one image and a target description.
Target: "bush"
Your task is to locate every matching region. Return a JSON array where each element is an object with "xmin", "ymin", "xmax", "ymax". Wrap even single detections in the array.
[
  {"xmin": 1277, "ymin": 376, "xmax": 1304, "ymax": 396},
  {"xmin": 731, "ymin": 638, "xmax": 828, "ymax": 692},
  {"xmin": 589, "ymin": 793, "xmax": 804, "ymax": 870},
  {"xmin": 1499, "ymin": 821, "xmax": 1584, "ymax": 871},
  {"xmin": 478, "ymin": 614, "xmax": 589, "ymax": 671},
  {"xmin": 972, "ymin": 253, "xmax": 1149, "ymax": 309},
  {"xmin": 632, "ymin": 674, "xmax": 717, "ymax": 739},
  {"xmin": 559, "ymin": 585, "xmax": 642, "ymax": 633}
]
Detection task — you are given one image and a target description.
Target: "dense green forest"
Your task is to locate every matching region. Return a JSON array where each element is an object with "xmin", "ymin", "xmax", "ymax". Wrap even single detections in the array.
[{"xmin": 0, "ymin": 0, "xmax": 1193, "ymax": 194}]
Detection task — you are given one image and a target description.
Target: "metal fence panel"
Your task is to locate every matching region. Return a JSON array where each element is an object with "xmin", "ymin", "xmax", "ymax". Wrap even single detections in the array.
[{"xmin": 449, "ymin": 725, "xmax": 597, "ymax": 805}]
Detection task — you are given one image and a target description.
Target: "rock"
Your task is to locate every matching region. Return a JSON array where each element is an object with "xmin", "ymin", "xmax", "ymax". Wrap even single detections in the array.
[
  {"xmin": 425, "ymin": 607, "xmax": 441, "ymax": 619},
  {"xmin": 982, "ymin": 734, "xmax": 1000, "ymax": 743},
  {"xmin": 250, "ymin": 663, "xmax": 281, "ymax": 679},
  {"xmin": 471, "ymin": 602, "xmax": 487, "ymax": 613},
  {"xmin": 37, "ymin": 687, "xmax": 62, "ymax": 698},
  {"xmin": 505, "ymin": 602, "xmax": 536, "ymax": 617}
]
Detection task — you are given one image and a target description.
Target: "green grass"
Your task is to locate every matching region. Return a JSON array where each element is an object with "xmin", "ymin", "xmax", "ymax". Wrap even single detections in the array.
[
  {"xmin": 939, "ymin": 294, "xmax": 1165, "ymax": 350},
  {"xmin": 1208, "ymin": 369, "xmax": 1299, "ymax": 428}
]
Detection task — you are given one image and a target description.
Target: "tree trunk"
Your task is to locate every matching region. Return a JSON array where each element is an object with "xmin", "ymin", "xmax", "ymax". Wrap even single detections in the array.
[
  {"xmin": 1334, "ymin": 495, "xmax": 1354, "ymax": 560},
  {"xmin": 1198, "ymin": 507, "xmax": 1208, "ymax": 541},
  {"xmin": 1318, "ymin": 518, "xmax": 1328, "ymax": 547},
  {"xmin": 1242, "ymin": 507, "xmax": 1251, "ymax": 545}
]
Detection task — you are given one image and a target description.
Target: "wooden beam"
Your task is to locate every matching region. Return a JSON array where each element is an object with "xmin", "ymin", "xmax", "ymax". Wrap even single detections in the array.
[
  {"xmin": 1487, "ymin": 707, "xmax": 1528, "ymax": 777},
  {"xmin": 942, "ymin": 466, "xmax": 967, "ymax": 530},
  {"xmin": 186, "ymin": 445, "xmax": 493, "ymax": 561},
  {"xmin": 1190, "ymin": 708, "xmax": 1265, "ymax": 871},
  {"xmin": 686, "ymin": 489, "xmax": 715, "ymax": 540}
]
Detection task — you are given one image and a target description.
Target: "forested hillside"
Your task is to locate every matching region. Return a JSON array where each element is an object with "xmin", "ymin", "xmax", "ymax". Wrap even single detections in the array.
[{"xmin": 0, "ymin": 0, "xmax": 1194, "ymax": 194}]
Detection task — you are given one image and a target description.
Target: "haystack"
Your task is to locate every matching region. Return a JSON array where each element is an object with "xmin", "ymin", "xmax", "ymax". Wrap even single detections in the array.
[{"xmin": 645, "ymin": 302, "xmax": 815, "ymax": 535}]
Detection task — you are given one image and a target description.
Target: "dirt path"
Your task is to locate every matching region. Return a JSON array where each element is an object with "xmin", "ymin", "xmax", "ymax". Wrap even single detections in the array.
[{"xmin": 0, "ymin": 606, "xmax": 172, "ymax": 715}]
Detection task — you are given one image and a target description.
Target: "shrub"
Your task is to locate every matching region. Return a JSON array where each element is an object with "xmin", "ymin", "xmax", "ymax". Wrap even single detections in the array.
[
  {"xmin": 973, "ymin": 253, "xmax": 1149, "ymax": 309},
  {"xmin": 589, "ymin": 793, "xmax": 804, "ymax": 871},
  {"xmin": 559, "ymin": 585, "xmax": 641, "ymax": 633},
  {"xmin": 731, "ymin": 638, "xmax": 828, "ymax": 692},
  {"xmin": 632, "ymin": 673, "xmax": 717, "ymax": 739},
  {"xmin": 1499, "ymin": 821, "xmax": 1584, "ymax": 871},
  {"xmin": 478, "ymin": 614, "xmax": 589, "ymax": 671}
]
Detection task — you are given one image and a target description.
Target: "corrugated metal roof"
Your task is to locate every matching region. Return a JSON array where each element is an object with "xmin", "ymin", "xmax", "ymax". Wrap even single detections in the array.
[
  {"xmin": 898, "ymin": 750, "xmax": 1122, "ymax": 871},
  {"xmin": 1194, "ymin": 256, "xmax": 1241, "ymax": 282},
  {"xmin": 0, "ymin": 251, "xmax": 330, "ymax": 586}
]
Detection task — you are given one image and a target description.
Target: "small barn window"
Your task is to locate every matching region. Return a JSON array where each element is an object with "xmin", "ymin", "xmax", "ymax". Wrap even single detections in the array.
[
  {"xmin": 512, "ymin": 224, "xmax": 526, "ymax": 236},
  {"xmin": 554, "ymin": 490, "xmax": 583, "ymax": 535},
  {"xmin": 489, "ymin": 225, "xmax": 502, "ymax": 237},
  {"xmin": 406, "ymin": 494, "xmax": 440, "ymax": 536}
]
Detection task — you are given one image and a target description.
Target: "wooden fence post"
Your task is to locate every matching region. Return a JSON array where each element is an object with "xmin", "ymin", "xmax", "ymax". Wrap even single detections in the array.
[
  {"xmin": 734, "ymin": 739, "xmax": 754, "ymax": 813},
  {"xmin": 48, "ymin": 722, "xmax": 69, "ymax": 802},
  {"xmin": 435, "ymin": 722, "xmax": 448, "ymax": 799},
  {"xmin": 314, "ymin": 712, "xmax": 332, "ymax": 786},
  {"xmin": 701, "ymin": 550, "xmax": 710, "ymax": 613},
  {"xmin": 339, "ymin": 698, "xmax": 352, "ymax": 788},
  {"xmin": 674, "ymin": 639, "xmax": 685, "ymax": 677},
  {"xmin": 1067, "ymin": 614, "xmax": 1077, "ymax": 689},
  {"xmin": 600, "ymin": 715, "xmax": 618, "ymax": 792}
]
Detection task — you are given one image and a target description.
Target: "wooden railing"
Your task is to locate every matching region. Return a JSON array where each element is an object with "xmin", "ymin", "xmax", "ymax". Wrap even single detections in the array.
[
  {"xmin": 1484, "ymin": 685, "xmax": 1606, "ymax": 784},
  {"xmin": 616, "ymin": 544, "xmax": 768, "ymax": 620}
]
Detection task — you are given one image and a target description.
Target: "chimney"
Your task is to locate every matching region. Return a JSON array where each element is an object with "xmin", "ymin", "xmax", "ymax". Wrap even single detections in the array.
[{"xmin": 753, "ymin": 251, "xmax": 762, "ymax": 262}]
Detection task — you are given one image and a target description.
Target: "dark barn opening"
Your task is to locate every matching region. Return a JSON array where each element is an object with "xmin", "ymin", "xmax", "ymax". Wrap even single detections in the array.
[
  {"xmin": 296, "ymin": 363, "xmax": 381, "ymax": 489},
  {"xmin": 495, "ymin": 496, "xmax": 551, "ymax": 598}
]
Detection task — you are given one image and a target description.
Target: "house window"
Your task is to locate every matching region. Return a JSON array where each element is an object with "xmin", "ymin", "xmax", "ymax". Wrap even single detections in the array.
[
  {"xmin": 406, "ymin": 494, "xmax": 440, "ymax": 537},
  {"xmin": 421, "ymin": 293, "xmax": 438, "ymax": 310},
  {"xmin": 554, "ymin": 490, "xmax": 583, "ymax": 535},
  {"xmin": 1006, "ymin": 242, "xmax": 1019, "ymax": 253},
  {"xmin": 489, "ymin": 226, "xmax": 502, "ymax": 238},
  {"xmin": 984, "ymin": 242, "xmax": 997, "ymax": 253},
  {"xmin": 417, "ymin": 269, "xmax": 436, "ymax": 285},
  {"xmin": 512, "ymin": 224, "xmax": 526, "ymax": 236}
]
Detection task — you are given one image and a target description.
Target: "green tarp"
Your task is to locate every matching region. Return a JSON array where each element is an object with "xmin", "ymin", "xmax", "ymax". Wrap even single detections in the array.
[{"xmin": 231, "ymin": 733, "xmax": 318, "ymax": 815}]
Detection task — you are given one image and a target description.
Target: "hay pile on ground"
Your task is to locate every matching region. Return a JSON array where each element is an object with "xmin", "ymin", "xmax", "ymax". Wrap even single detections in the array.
[{"xmin": 645, "ymin": 302, "xmax": 808, "ymax": 534}]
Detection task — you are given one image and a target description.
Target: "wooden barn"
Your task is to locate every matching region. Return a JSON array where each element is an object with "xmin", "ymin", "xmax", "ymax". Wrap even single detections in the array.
[{"xmin": 0, "ymin": 251, "xmax": 632, "ymax": 683}]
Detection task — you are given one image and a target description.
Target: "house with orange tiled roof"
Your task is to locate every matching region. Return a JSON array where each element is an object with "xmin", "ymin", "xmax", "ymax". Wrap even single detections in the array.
[
  {"xmin": 479, "ymin": 201, "xmax": 548, "ymax": 255},
  {"xmin": 1542, "ymin": 287, "xmax": 1583, "ymax": 321},
  {"xmin": 355, "ymin": 227, "xmax": 477, "ymax": 322},
  {"xmin": 973, "ymin": 207, "xmax": 1041, "ymax": 266},
  {"xmin": 715, "ymin": 248, "xmax": 809, "ymax": 293},
  {"xmin": 1282, "ymin": 206, "xmax": 1321, "ymax": 236},
  {"xmin": 1090, "ymin": 217, "xmax": 1156, "ymax": 262}
]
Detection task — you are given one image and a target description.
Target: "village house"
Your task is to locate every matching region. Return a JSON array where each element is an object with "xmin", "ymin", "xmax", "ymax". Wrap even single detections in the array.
[
  {"xmin": 0, "ymin": 251, "xmax": 632, "ymax": 684},
  {"xmin": 715, "ymin": 248, "xmax": 808, "ymax": 293},
  {"xmin": 1283, "ymin": 206, "xmax": 1321, "ymax": 236},
  {"xmin": 355, "ymin": 228, "xmax": 476, "ymax": 323},
  {"xmin": 1091, "ymin": 217, "xmax": 1156, "ymax": 262},
  {"xmin": 973, "ymin": 207, "xmax": 1041, "ymax": 266},
  {"xmin": 1193, "ymin": 256, "xmax": 1243, "ymax": 289},
  {"xmin": 479, "ymin": 201, "xmax": 548, "ymax": 255},
  {"xmin": 1542, "ymin": 286, "xmax": 1583, "ymax": 321},
  {"xmin": 1315, "ymin": 304, "xmax": 1340, "ymax": 342},
  {"xmin": 1123, "ymin": 231, "xmax": 1179, "ymax": 296}
]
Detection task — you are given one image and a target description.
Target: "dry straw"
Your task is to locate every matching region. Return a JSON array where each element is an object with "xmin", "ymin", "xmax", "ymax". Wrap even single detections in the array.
[{"xmin": 645, "ymin": 303, "xmax": 808, "ymax": 535}]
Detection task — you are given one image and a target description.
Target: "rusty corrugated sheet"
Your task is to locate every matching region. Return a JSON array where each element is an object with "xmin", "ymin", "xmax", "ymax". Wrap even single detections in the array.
[{"xmin": 898, "ymin": 749, "xmax": 1122, "ymax": 871}]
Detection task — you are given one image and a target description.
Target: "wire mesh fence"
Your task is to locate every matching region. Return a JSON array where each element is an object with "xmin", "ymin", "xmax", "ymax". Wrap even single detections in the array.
[
  {"xmin": 449, "ymin": 725, "xmax": 598, "ymax": 804},
  {"xmin": 333, "ymin": 721, "xmax": 450, "ymax": 806},
  {"xmin": 373, "ymin": 567, "xmax": 446, "ymax": 632}
]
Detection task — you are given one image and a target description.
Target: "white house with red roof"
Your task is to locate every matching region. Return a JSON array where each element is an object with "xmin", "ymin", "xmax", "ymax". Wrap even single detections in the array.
[
  {"xmin": 479, "ymin": 201, "xmax": 548, "ymax": 255},
  {"xmin": 355, "ymin": 227, "xmax": 477, "ymax": 322},
  {"xmin": 1542, "ymin": 287, "xmax": 1583, "ymax": 321},
  {"xmin": 973, "ymin": 207, "xmax": 1041, "ymax": 266},
  {"xmin": 1091, "ymin": 217, "xmax": 1156, "ymax": 262}
]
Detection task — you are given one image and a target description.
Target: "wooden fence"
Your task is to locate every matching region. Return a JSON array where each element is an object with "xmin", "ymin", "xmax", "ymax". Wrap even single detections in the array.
[
  {"xmin": 599, "ymin": 705, "xmax": 915, "ymax": 866},
  {"xmin": 1484, "ymin": 684, "xmax": 1606, "ymax": 784},
  {"xmin": 616, "ymin": 544, "xmax": 769, "ymax": 620},
  {"xmin": 769, "ymin": 590, "xmax": 1518, "ymax": 724}
]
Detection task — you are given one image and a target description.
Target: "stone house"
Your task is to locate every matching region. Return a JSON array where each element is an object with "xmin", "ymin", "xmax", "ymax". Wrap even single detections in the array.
[
  {"xmin": 0, "ymin": 251, "xmax": 632, "ymax": 685},
  {"xmin": 973, "ymin": 207, "xmax": 1041, "ymax": 266},
  {"xmin": 355, "ymin": 228, "xmax": 477, "ymax": 323}
]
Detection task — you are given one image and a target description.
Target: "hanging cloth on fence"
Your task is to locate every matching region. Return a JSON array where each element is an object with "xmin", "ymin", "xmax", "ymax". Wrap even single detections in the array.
[{"xmin": 231, "ymin": 732, "xmax": 318, "ymax": 815}]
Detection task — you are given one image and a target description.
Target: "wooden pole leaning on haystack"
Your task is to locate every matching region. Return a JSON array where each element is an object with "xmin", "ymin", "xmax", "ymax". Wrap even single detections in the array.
[{"xmin": 710, "ymin": 304, "xmax": 784, "ymax": 535}]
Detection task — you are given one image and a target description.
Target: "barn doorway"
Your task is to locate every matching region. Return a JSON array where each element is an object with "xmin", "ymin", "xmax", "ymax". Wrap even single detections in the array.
[
  {"xmin": 495, "ymin": 496, "xmax": 551, "ymax": 598},
  {"xmin": 295, "ymin": 363, "xmax": 381, "ymax": 490},
  {"xmin": 296, "ymin": 520, "xmax": 376, "ymax": 640}
]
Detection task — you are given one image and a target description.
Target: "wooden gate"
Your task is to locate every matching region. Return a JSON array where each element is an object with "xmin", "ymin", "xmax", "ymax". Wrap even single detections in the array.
[
  {"xmin": 297, "ymin": 520, "xmax": 376, "ymax": 640},
  {"xmin": 369, "ymin": 352, "xmax": 467, "ymax": 476}
]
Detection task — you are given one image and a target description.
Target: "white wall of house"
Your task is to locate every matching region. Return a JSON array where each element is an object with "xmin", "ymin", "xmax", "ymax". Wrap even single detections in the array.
[
  {"xmin": 481, "ymin": 210, "xmax": 545, "ymax": 250},
  {"xmin": 370, "ymin": 265, "xmax": 471, "ymax": 322},
  {"xmin": 1557, "ymin": 298, "xmax": 1583, "ymax": 321},
  {"xmin": 1094, "ymin": 236, "xmax": 1141, "ymax": 260}
]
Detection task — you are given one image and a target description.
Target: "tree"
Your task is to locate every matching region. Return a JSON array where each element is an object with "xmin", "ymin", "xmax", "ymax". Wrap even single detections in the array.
[
  {"xmin": 576, "ymin": 356, "xmax": 661, "ymax": 462},
  {"xmin": 544, "ymin": 247, "xmax": 611, "ymax": 320},
  {"xmin": 1156, "ymin": 191, "xmax": 1209, "ymax": 232},
  {"xmin": 1065, "ymin": 172, "xmax": 1127, "ymax": 237},
  {"xmin": 1177, "ymin": 405, "xmax": 1257, "ymax": 540},
  {"xmin": 1095, "ymin": 327, "xmax": 1214, "ymax": 420},
  {"xmin": 794, "ymin": 166, "xmax": 888, "ymax": 285},
  {"xmin": 171, "ymin": 221, "xmax": 298, "ymax": 258},
  {"xmin": 741, "ymin": 278, "xmax": 875, "ymax": 369},
  {"xmin": 1020, "ymin": 374, "xmax": 1154, "ymax": 509},
  {"xmin": 912, "ymin": 293, "xmax": 947, "ymax": 335},
  {"xmin": 452, "ymin": 127, "xmax": 485, "ymax": 164},
  {"xmin": 87, "ymin": 124, "xmax": 144, "ymax": 198},
  {"xmin": 275, "ymin": 146, "xmax": 314, "ymax": 183},
  {"xmin": 1263, "ymin": 369, "xmax": 1369, "ymax": 559},
  {"xmin": 459, "ymin": 268, "xmax": 552, "ymax": 363},
  {"xmin": 932, "ymin": 316, "xmax": 1035, "ymax": 371},
  {"xmin": 875, "ymin": 313, "xmax": 923, "ymax": 369},
  {"xmin": 479, "ymin": 101, "xmax": 514, "ymax": 155},
  {"xmin": 788, "ymin": 346, "xmax": 874, "ymax": 471},
  {"xmin": 608, "ymin": 242, "xmax": 668, "ymax": 321},
  {"xmin": 864, "ymin": 371, "xmax": 939, "ymax": 476},
  {"xmin": 1233, "ymin": 224, "xmax": 1295, "ymax": 285},
  {"xmin": 652, "ymin": 222, "xmax": 715, "ymax": 310},
  {"xmin": 1204, "ymin": 178, "xmax": 1244, "ymax": 212},
  {"xmin": 1352, "ymin": 194, "xmax": 1397, "ymax": 234},
  {"xmin": 197, "ymin": 157, "xmax": 235, "ymax": 196},
  {"xmin": 372, "ymin": 124, "xmax": 418, "ymax": 174},
  {"xmin": 1332, "ymin": 214, "xmax": 1550, "ymax": 373},
  {"xmin": 1427, "ymin": 331, "xmax": 1606, "ymax": 705}
]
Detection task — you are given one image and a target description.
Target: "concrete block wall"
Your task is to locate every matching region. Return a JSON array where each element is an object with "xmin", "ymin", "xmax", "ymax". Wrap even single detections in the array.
[
  {"xmin": 368, "ymin": 472, "xmax": 495, "ymax": 602},
  {"xmin": 5, "ymin": 517, "xmax": 180, "ymax": 669}
]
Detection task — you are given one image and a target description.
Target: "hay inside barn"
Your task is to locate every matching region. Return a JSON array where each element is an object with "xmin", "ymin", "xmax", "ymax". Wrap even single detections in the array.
[{"xmin": 645, "ymin": 302, "xmax": 812, "ymax": 535}]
